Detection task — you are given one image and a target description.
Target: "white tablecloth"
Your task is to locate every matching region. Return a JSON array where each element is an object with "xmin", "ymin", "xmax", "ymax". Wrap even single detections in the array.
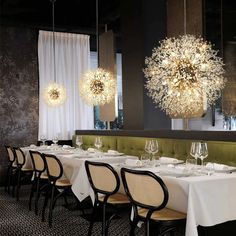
[{"xmin": 21, "ymin": 147, "xmax": 236, "ymax": 236}]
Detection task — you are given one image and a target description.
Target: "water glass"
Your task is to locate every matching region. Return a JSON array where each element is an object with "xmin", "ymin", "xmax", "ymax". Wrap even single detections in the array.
[
  {"xmin": 186, "ymin": 158, "xmax": 197, "ymax": 170},
  {"xmin": 76, "ymin": 135, "xmax": 83, "ymax": 149},
  {"xmin": 94, "ymin": 137, "xmax": 103, "ymax": 151},
  {"xmin": 140, "ymin": 153, "xmax": 150, "ymax": 166}
]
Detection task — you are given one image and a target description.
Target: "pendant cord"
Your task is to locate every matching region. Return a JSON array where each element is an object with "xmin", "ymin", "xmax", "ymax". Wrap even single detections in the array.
[
  {"xmin": 96, "ymin": 0, "xmax": 99, "ymax": 67},
  {"xmin": 51, "ymin": 0, "xmax": 56, "ymax": 83},
  {"xmin": 184, "ymin": 0, "xmax": 187, "ymax": 34}
]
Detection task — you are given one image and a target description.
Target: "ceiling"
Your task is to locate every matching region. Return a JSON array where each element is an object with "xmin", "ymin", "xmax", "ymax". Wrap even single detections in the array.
[{"xmin": 0, "ymin": 0, "xmax": 120, "ymax": 35}]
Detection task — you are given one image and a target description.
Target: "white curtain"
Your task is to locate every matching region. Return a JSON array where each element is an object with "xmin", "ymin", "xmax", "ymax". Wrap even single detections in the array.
[{"xmin": 38, "ymin": 30, "xmax": 94, "ymax": 140}]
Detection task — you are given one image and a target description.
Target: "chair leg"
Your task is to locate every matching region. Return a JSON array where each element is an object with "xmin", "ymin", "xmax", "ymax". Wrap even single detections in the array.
[
  {"xmin": 48, "ymin": 186, "xmax": 55, "ymax": 228},
  {"xmin": 42, "ymin": 191, "xmax": 49, "ymax": 222},
  {"xmin": 29, "ymin": 181, "xmax": 35, "ymax": 211},
  {"xmin": 102, "ymin": 203, "xmax": 106, "ymax": 236},
  {"xmin": 88, "ymin": 202, "xmax": 98, "ymax": 236},
  {"xmin": 5, "ymin": 166, "xmax": 10, "ymax": 193},
  {"xmin": 11, "ymin": 169, "xmax": 16, "ymax": 198},
  {"xmin": 129, "ymin": 217, "xmax": 138, "ymax": 236},
  {"xmin": 16, "ymin": 169, "xmax": 21, "ymax": 201},
  {"xmin": 146, "ymin": 220, "xmax": 150, "ymax": 236},
  {"xmin": 35, "ymin": 178, "xmax": 41, "ymax": 215}
]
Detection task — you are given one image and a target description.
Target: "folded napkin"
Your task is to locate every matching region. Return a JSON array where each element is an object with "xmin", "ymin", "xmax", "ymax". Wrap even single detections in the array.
[
  {"xmin": 87, "ymin": 147, "xmax": 96, "ymax": 153},
  {"xmin": 30, "ymin": 144, "xmax": 37, "ymax": 148},
  {"xmin": 125, "ymin": 159, "xmax": 143, "ymax": 167},
  {"xmin": 159, "ymin": 157, "xmax": 179, "ymax": 163},
  {"xmin": 62, "ymin": 145, "xmax": 72, "ymax": 149},
  {"xmin": 206, "ymin": 163, "xmax": 228, "ymax": 170},
  {"xmin": 107, "ymin": 150, "xmax": 119, "ymax": 154}
]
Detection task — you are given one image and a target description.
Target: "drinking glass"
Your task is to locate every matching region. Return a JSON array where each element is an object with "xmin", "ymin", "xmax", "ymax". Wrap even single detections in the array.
[
  {"xmin": 76, "ymin": 135, "xmax": 83, "ymax": 149},
  {"xmin": 186, "ymin": 158, "xmax": 197, "ymax": 170},
  {"xmin": 150, "ymin": 140, "xmax": 158, "ymax": 160},
  {"xmin": 94, "ymin": 137, "xmax": 103, "ymax": 151},
  {"xmin": 40, "ymin": 135, "xmax": 47, "ymax": 146},
  {"xmin": 199, "ymin": 142, "xmax": 208, "ymax": 167},
  {"xmin": 145, "ymin": 140, "xmax": 152, "ymax": 158},
  {"xmin": 190, "ymin": 142, "xmax": 201, "ymax": 162},
  {"xmin": 52, "ymin": 136, "xmax": 58, "ymax": 145}
]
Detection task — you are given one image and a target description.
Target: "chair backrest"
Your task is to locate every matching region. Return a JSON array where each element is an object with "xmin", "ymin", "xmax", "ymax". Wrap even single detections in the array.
[
  {"xmin": 42, "ymin": 154, "xmax": 63, "ymax": 183},
  {"xmin": 14, "ymin": 147, "xmax": 26, "ymax": 166},
  {"xmin": 29, "ymin": 150, "xmax": 46, "ymax": 175},
  {"xmin": 5, "ymin": 145, "xmax": 15, "ymax": 163},
  {"xmin": 121, "ymin": 168, "xmax": 169, "ymax": 212},
  {"xmin": 85, "ymin": 161, "xmax": 120, "ymax": 196}
]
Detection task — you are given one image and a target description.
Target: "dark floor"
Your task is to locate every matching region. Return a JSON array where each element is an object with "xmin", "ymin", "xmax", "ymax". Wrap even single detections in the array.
[{"xmin": 0, "ymin": 185, "xmax": 187, "ymax": 236}]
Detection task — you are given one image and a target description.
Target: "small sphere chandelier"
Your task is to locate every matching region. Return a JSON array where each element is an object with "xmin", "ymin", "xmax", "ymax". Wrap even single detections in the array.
[
  {"xmin": 44, "ymin": 0, "xmax": 66, "ymax": 106},
  {"xmin": 44, "ymin": 82, "xmax": 66, "ymax": 106},
  {"xmin": 79, "ymin": 68, "xmax": 116, "ymax": 106},
  {"xmin": 143, "ymin": 34, "xmax": 226, "ymax": 118}
]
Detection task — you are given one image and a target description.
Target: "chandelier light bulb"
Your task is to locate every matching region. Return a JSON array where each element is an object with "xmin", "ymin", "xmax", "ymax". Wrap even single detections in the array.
[{"xmin": 143, "ymin": 34, "xmax": 226, "ymax": 118}]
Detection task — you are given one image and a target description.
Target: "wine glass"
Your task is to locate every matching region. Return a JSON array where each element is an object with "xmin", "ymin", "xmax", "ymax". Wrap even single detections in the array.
[
  {"xmin": 145, "ymin": 140, "xmax": 152, "ymax": 158},
  {"xmin": 52, "ymin": 136, "xmax": 58, "ymax": 145},
  {"xmin": 190, "ymin": 142, "xmax": 201, "ymax": 162},
  {"xmin": 94, "ymin": 137, "xmax": 103, "ymax": 151},
  {"xmin": 198, "ymin": 142, "xmax": 208, "ymax": 167},
  {"xmin": 40, "ymin": 135, "xmax": 47, "ymax": 146},
  {"xmin": 76, "ymin": 135, "xmax": 83, "ymax": 149},
  {"xmin": 150, "ymin": 140, "xmax": 158, "ymax": 160}
]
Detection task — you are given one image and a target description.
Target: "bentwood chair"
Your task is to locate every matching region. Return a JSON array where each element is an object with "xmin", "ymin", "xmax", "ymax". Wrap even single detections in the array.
[
  {"xmin": 85, "ymin": 161, "xmax": 130, "ymax": 236},
  {"xmin": 42, "ymin": 153, "xmax": 72, "ymax": 227},
  {"xmin": 13, "ymin": 147, "xmax": 33, "ymax": 201},
  {"xmin": 5, "ymin": 145, "xmax": 17, "ymax": 195},
  {"xmin": 29, "ymin": 150, "xmax": 49, "ymax": 215},
  {"xmin": 121, "ymin": 168, "xmax": 186, "ymax": 236}
]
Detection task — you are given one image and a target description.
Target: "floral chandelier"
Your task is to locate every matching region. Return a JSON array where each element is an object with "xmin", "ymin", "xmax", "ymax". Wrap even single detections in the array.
[
  {"xmin": 143, "ymin": 34, "xmax": 226, "ymax": 118},
  {"xmin": 44, "ymin": 82, "xmax": 67, "ymax": 106},
  {"xmin": 79, "ymin": 68, "xmax": 116, "ymax": 106},
  {"xmin": 43, "ymin": 0, "xmax": 66, "ymax": 107}
]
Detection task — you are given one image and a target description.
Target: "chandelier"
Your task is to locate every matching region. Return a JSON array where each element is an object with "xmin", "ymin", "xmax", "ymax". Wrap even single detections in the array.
[
  {"xmin": 44, "ymin": 0, "xmax": 66, "ymax": 106},
  {"xmin": 79, "ymin": 68, "xmax": 116, "ymax": 106},
  {"xmin": 143, "ymin": 34, "xmax": 226, "ymax": 118},
  {"xmin": 78, "ymin": 0, "xmax": 116, "ymax": 106}
]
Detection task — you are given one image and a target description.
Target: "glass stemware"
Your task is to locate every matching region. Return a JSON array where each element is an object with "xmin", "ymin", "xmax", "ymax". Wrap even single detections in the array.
[
  {"xmin": 76, "ymin": 135, "xmax": 83, "ymax": 149},
  {"xmin": 40, "ymin": 135, "xmax": 47, "ymax": 146},
  {"xmin": 52, "ymin": 136, "xmax": 58, "ymax": 145},
  {"xmin": 190, "ymin": 142, "xmax": 201, "ymax": 162},
  {"xmin": 150, "ymin": 140, "xmax": 158, "ymax": 160},
  {"xmin": 94, "ymin": 137, "xmax": 103, "ymax": 151},
  {"xmin": 145, "ymin": 140, "xmax": 152, "ymax": 158},
  {"xmin": 198, "ymin": 142, "xmax": 208, "ymax": 167}
]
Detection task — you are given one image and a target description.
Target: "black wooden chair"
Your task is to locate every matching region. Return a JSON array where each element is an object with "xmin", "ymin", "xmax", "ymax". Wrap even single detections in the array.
[
  {"xmin": 85, "ymin": 161, "xmax": 130, "ymax": 236},
  {"xmin": 5, "ymin": 145, "xmax": 17, "ymax": 195},
  {"xmin": 13, "ymin": 147, "xmax": 33, "ymax": 201},
  {"xmin": 121, "ymin": 168, "xmax": 186, "ymax": 236},
  {"xmin": 42, "ymin": 153, "xmax": 72, "ymax": 227},
  {"xmin": 29, "ymin": 150, "xmax": 49, "ymax": 215}
]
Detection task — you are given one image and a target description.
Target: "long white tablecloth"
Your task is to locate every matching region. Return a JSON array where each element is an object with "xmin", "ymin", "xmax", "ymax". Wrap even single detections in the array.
[{"xmin": 21, "ymin": 146, "xmax": 236, "ymax": 236}]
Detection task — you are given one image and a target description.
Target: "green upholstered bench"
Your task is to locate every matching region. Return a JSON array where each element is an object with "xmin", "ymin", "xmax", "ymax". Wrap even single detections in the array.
[{"xmin": 72, "ymin": 134, "xmax": 236, "ymax": 166}]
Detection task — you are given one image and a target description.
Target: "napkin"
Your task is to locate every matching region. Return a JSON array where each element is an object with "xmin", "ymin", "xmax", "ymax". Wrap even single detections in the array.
[
  {"xmin": 159, "ymin": 157, "xmax": 179, "ymax": 163},
  {"xmin": 125, "ymin": 159, "xmax": 142, "ymax": 167},
  {"xmin": 206, "ymin": 163, "xmax": 228, "ymax": 170},
  {"xmin": 30, "ymin": 144, "xmax": 37, "ymax": 148},
  {"xmin": 107, "ymin": 150, "xmax": 119, "ymax": 154},
  {"xmin": 62, "ymin": 145, "xmax": 71, "ymax": 149},
  {"xmin": 87, "ymin": 147, "xmax": 96, "ymax": 153}
]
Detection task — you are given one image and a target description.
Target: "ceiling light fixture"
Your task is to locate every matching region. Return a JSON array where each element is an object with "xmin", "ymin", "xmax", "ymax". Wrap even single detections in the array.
[
  {"xmin": 143, "ymin": 0, "xmax": 226, "ymax": 118},
  {"xmin": 78, "ymin": 0, "xmax": 116, "ymax": 106},
  {"xmin": 44, "ymin": 0, "xmax": 66, "ymax": 106}
]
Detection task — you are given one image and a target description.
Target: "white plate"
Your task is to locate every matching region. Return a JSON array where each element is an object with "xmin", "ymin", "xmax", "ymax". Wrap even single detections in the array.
[
  {"xmin": 214, "ymin": 166, "xmax": 236, "ymax": 173},
  {"xmin": 158, "ymin": 160, "xmax": 184, "ymax": 165},
  {"xmin": 103, "ymin": 152, "xmax": 124, "ymax": 157}
]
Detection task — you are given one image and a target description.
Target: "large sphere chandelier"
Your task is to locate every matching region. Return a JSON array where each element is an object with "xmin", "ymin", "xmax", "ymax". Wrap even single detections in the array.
[
  {"xmin": 79, "ymin": 68, "xmax": 116, "ymax": 106},
  {"xmin": 44, "ymin": 82, "xmax": 67, "ymax": 106},
  {"xmin": 143, "ymin": 34, "xmax": 226, "ymax": 118}
]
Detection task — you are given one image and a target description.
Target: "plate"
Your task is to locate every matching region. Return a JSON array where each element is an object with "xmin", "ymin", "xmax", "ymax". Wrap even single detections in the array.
[
  {"xmin": 157, "ymin": 160, "xmax": 184, "ymax": 165},
  {"xmin": 214, "ymin": 166, "xmax": 236, "ymax": 173},
  {"xmin": 103, "ymin": 152, "xmax": 124, "ymax": 157}
]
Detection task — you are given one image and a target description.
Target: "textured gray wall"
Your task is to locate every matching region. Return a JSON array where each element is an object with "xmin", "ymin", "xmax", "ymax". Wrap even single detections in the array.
[{"xmin": 0, "ymin": 26, "xmax": 39, "ymax": 185}]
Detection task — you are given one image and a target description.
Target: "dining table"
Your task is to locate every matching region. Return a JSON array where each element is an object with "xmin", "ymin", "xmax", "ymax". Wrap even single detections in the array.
[{"xmin": 21, "ymin": 145, "xmax": 236, "ymax": 236}]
